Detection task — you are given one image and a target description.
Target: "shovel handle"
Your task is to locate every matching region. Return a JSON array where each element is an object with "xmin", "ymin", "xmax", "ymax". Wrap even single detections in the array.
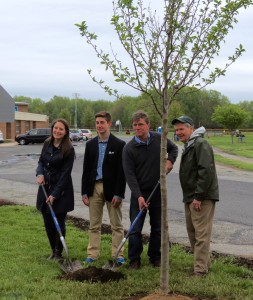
[
  {"xmin": 114, "ymin": 180, "xmax": 160, "ymax": 259},
  {"xmin": 41, "ymin": 185, "xmax": 69, "ymax": 257},
  {"xmin": 127, "ymin": 180, "xmax": 160, "ymax": 238}
]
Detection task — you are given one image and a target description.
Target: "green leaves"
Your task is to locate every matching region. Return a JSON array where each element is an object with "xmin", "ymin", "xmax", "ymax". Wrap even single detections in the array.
[
  {"xmin": 212, "ymin": 104, "xmax": 251, "ymax": 130},
  {"xmin": 76, "ymin": 0, "xmax": 253, "ymax": 111}
]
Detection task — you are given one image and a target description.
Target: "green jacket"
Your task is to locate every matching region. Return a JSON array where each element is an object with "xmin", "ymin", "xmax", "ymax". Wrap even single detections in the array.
[{"xmin": 179, "ymin": 136, "xmax": 219, "ymax": 203}]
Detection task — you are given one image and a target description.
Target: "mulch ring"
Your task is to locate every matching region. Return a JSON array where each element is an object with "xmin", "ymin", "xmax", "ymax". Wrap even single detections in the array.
[{"xmin": 59, "ymin": 266, "xmax": 126, "ymax": 283}]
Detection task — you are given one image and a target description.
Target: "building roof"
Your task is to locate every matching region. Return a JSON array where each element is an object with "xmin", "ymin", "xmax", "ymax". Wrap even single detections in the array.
[
  {"xmin": 15, "ymin": 102, "xmax": 29, "ymax": 106},
  {"xmin": 0, "ymin": 85, "xmax": 15, "ymax": 122}
]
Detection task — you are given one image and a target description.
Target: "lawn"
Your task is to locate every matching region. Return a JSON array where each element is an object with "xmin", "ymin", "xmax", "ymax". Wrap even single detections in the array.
[
  {"xmin": 206, "ymin": 132, "xmax": 253, "ymax": 158},
  {"xmin": 1, "ymin": 204, "xmax": 253, "ymax": 300}
]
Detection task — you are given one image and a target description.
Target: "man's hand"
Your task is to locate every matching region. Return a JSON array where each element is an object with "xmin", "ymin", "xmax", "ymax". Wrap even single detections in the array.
[
  {"xmin": 192, "ymin": 199, "xmax": 202, "ymax": 211},
  {"xmin": 111, "ymin": 197, "xmax": 122, "ymax": 208},
  {"xmin": 166, "ymin": 160, "xmax": 173, "ymax": 174},
  {"xmin": 46, "ymin": 195, "xmax": 55, "ymax": 205},
  {"xmin": 82, "ymin": 195, "xmax": 89, "ymax": 206},
  {"xmin": 138, "ymin": 196, "xmax": 149, "ymax": 210}
]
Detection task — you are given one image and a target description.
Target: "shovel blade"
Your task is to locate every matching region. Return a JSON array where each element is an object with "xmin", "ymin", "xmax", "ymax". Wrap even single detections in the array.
[
  {"xmin": 102, "ymin": 259, "xmax": 120, "ymax": 272},
  {"xmin": 58, "ymin": 258, "xmax": 83, "ymax": 274}
]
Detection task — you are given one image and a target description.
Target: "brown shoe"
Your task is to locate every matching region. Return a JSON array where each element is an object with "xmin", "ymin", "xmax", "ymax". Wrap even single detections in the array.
[{"xmin": 128, "ymin": 260, "xmax": 141, "ymax": 270}]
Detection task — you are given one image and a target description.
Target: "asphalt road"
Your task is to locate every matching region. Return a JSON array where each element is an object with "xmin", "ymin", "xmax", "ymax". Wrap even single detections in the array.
[{"xmin": 1, "ymin": 138, "xmax": 253, "ymax": 257}]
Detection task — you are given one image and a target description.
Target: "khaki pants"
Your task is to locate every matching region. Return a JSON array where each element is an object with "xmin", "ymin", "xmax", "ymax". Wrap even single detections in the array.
[
  {"xmin": 185, "ymin": 200, "xmax": 215, "ymax": 273},
  {"xmin": 87, "ymin": 182, "xmax": 124, "ymax": 259}
]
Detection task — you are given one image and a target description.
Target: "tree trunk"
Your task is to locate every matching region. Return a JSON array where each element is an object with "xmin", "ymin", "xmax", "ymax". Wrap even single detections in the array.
[{"xmin": 159, "ymin": 98, "xmax": 170, "ymax": 293}]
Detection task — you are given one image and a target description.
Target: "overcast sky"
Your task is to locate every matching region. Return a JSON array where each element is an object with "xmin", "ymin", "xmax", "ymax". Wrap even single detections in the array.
[{"xmin": 0, "ymin": 1, "xmax": 253, "ymax": 104}]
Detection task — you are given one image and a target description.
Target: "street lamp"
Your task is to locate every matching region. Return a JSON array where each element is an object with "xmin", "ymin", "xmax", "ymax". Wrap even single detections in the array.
[{"xmin": 73, "ymin": 93, "xmax": 80, "ymax": 129}]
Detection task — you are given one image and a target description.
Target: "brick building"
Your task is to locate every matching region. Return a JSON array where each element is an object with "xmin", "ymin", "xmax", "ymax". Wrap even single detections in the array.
[{"xmin": 0, "ymin": 85, "xmax": 49, "ymax": 141}]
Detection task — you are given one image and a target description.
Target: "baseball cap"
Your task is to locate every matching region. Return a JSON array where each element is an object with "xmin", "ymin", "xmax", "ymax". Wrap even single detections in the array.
[{"xmin": 171, "ymin": 116, "xmax": 194, "ymax": 126}]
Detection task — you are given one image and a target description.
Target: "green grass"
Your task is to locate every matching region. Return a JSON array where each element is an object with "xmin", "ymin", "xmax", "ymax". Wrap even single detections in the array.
[
  {"xmin": 207, "ymin": 133, "xmax": 253, "ymax": 158},
  {"xmin": 1, "ymin": 205, "xmax": 253, "ymax": 299},
  {"xmin": 214, "ymin": 154, "xmax": 253, "ymax": 171},
  {"xmin": 205, "ymin": 133, "xmax": 253, "ymax": 171}
]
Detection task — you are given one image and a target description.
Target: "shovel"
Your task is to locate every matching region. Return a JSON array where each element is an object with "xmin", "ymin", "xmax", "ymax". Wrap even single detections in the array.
[
  {"xmin": 103, "ymin": 180, "xmax": 160, "ymax": 271},
  {"xmin": 41, "ymin": 185, "xmax": 83, "ymax": 273}
]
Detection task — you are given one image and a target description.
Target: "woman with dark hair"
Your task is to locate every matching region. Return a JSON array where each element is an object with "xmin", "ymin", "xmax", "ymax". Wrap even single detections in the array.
[{"xmin": 36, "ymin": 118, "xmax": 75, "ymax": 260}]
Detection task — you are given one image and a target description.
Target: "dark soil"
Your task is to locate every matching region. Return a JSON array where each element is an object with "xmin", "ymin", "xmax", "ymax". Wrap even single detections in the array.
[
  {"xmin": 67, "ymin": 215, "xmax": 151, "ymax": 244},
  {"xmin": 59, "ymin": 266, "xmax": 125, "ymax": 283},
  {"xmin": 2, "ymin": 199, "xmax": 253, "ymax": 300},
  {"xmin": 67, "ymin": 215, "xmax": 253, "ymax": 271},
  {"xmin": 0, "ymin": 199, "xmax": 18, "ymax": 206}
]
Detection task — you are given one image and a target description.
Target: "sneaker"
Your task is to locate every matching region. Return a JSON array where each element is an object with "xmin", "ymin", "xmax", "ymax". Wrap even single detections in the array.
[
  {"xmin": 128, "ymin": 260, "xmax": 141, "ymax": 270},
  {"xmin": 83, "ymin": 257, "xmax": 95, "ymax": 263},
  {"xmin": 116, "ymin": 258, "xmax": 126, "ymax": 265}
]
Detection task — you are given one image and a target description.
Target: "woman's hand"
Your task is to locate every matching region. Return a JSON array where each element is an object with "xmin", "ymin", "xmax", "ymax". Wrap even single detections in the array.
[{"xmin": 37, "ymin": 175, "xmax": 45, "ymax": 185}]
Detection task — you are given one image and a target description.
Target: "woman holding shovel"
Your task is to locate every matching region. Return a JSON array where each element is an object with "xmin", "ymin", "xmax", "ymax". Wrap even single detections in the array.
[{"xmin": 36, "ymin": 118, "xmax": 75, "ymax": 260}]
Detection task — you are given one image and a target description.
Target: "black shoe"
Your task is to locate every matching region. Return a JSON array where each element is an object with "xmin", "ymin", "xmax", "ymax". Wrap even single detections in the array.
[
  {"xmin": 193, "ymin": 271, "xmax": 207, "ymax": 277},
  {"xmin": 47, "ymin": 253, "xmax": 62, "ymax": 261},
  {"xmin": 151, "ymin": 260, "xmax": 161, "ymax": 267},
  {"xmin": 47, "ymin": 253, "xmax": 55, "ymax": 260},
  {"xmin": 128, "ymin": 260, "xmax": 141, "ymax": 270},
  {"xmin": 54, "ymin": 253, "xmax": 63, "ymax": 261}
]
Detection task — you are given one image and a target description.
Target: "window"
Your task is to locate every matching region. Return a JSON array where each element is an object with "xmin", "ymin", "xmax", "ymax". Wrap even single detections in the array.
[
  {"xmin": 15, "ymin": 120, "xmax": 21, "ymax": 134},
  {"xmin": 25, "ymin": 121, "xmax": 30, "ymax": 132}
]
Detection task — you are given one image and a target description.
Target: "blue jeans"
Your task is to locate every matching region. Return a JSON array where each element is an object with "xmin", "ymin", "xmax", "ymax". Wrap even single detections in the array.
[{"xmin": 128, "ymin": 189, "xmax": 161, "ymax": 263}]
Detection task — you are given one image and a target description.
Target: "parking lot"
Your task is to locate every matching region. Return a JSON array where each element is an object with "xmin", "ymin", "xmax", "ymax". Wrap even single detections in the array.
[{"xmin": 1, "ymin": 140, "xmax": 253, "ymax": 257}]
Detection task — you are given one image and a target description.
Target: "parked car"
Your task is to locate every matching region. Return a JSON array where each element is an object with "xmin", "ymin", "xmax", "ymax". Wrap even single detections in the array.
[
  {"xmin": 0, "ymin": 130, "xmax": 4, "ymax": 143},
  {"xmin": 69, "ymin": 131, "xmax": 79, "ymax": 142},
  {"xmin": 15, "ymin": 128, "xmax": 51, "ymax": 145},
  {"xmin": 69, "ymin": 129, "xmax": 83, "ymax": 141},
  {"xmin": 80, "ymin": 129, "xmax": 93, "ymax": 140}
]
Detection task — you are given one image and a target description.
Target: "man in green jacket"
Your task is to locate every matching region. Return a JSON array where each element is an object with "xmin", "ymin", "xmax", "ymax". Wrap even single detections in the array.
[{"xmin": 172, "ymin": 116, "xmax": 219, "ymax": 277}]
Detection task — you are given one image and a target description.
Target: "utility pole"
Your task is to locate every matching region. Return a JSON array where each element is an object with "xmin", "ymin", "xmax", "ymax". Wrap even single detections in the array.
[{"xmin": 73, "ymin": 93, "xmax": 80, "ymax": 129}]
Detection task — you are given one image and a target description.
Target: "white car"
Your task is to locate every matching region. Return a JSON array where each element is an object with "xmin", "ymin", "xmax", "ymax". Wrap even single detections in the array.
[
  {"xmin": 0, "ymin": 130, "xmax": 4, "ymax": 143},
  {"xmin": 80, "ymin": 129, "xmax": 93, "ymax": 140}
]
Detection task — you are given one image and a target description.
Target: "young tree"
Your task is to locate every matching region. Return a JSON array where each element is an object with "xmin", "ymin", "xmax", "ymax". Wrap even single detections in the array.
[
  {"xmin": 76, "ymin": 0, "xmax": 253, "ymax": 292},
  {"xmin": 212, "ymin": 104, "xmax": 250, "ymax": 143}
]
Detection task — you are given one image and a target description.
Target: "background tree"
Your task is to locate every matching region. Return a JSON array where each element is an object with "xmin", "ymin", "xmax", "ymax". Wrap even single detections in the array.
[
  {"xmin": 58, "ymin": 108, "xmax": 72, "ymax": 125},
  {"xmin": 77, "ymin": 0, "xmax": 253, "ymax": 292},
  {"xmin": 174, "ymin": 87, "xmax": 229, "ymax": 128},
  {"xmin": 238, "ymin": 100, "xmax": 253, "ymax": 128},
  {"xmin": 167, "ymin": 101, "xmax": 185, "ymax": 128},
  {"xmin": 212, "ymin": 104, "xmax": 251, "ymax": 143},
  {"xmin": 14, "ymin": 96, "xmax": 46, "ymax": 114},
  {"xmin": 45, "ymin": 96, "xmax": 71, "ymax": 122},
  {"xmin": 80, "ymin": 105, "xmax": 95, "ymax": 128}
]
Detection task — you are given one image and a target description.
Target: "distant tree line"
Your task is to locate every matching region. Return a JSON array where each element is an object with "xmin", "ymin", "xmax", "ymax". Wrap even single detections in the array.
[{"xmin": 14, "ymin": 87, "xmax": 253, "ymax": 130}]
